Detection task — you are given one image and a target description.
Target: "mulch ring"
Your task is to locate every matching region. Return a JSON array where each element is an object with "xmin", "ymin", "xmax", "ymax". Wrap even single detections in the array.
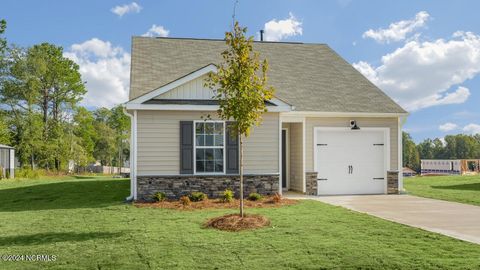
[
  {"xmin": 204, "ymin": 213, "xmax": 270, "ymax": 231},
  {"xmin": 134, "ymin": 196, "xmax": 297, "ymax": 211}
]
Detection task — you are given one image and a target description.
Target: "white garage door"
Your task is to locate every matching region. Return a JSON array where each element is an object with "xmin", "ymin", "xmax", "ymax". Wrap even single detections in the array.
[{"xmin": 315, "ymin": 128, "xmax": 387, "ymax": 195}]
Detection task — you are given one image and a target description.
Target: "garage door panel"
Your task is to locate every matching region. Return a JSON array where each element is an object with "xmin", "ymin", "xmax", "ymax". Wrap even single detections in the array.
[{"xmin": 315, "ymin": 129, "xmax": 386, "ymax": 195}]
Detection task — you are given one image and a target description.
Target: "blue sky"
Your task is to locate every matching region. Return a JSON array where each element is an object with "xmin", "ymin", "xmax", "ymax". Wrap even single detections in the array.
[{"xmin": 1, "ymin": 0, "xmax": 480, "ymax": 142}]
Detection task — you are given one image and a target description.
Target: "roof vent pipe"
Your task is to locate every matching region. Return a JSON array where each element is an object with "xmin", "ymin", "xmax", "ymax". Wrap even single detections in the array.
[{"xmin": 260, "ymin": 30, "xmax": 264, "ymax": 41}]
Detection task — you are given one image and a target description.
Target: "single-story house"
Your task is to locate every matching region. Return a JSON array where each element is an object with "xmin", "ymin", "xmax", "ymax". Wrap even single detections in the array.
[
  {"xmin": 0, "ymin": 144, "xmax": 15, "ymax": 179},
  {"xmin": 124, "ymin": 37, "xmax": 408, "ymax": 201},
  {"xmin": 421, "ymin": 159, "xmax": 480, "ymax": 175},
  {"xmin": 403, "ymin": 167, "xmax": 417, "ymax": 177}
]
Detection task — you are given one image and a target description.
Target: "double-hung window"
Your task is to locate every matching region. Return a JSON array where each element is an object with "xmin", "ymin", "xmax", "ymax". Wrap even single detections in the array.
[{"xmin": 194, "ymin": 121, "xmax": 225, "ymax": 174}]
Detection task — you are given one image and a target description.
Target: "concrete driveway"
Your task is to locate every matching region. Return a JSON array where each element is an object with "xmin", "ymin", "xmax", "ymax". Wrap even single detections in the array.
[{"xmin": 287, "ymin": 193, "xmax": 480, "ymax": 244}]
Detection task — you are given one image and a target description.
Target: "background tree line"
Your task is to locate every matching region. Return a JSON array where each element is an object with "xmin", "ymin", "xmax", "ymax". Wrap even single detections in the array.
[
  {"xmin": 403, "ymin": 132, "xmax": 480, "ymax": 172},
  {"xmin": 0, "ymin": 19, "xmax": 129, "ymax": 172}
]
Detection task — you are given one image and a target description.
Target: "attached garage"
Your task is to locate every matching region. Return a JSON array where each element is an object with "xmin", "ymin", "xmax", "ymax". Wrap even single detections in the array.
[{"xmin": 314, "ymin": 128, "xmax": 389, "ymax": 195}]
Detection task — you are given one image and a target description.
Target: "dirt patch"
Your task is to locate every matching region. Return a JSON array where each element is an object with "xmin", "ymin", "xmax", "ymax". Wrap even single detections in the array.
[
  {"xmin": 134, "ymin": 196, "xmax": 297, "ymax": 211},
  {"xmin": 204, "ymin": 213, "xmax": 270, "ymax": 231}
]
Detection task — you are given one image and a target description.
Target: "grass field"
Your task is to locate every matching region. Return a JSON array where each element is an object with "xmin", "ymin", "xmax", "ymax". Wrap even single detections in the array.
[
  {"xmin": 0, "ymin": 176, "xmax": 479, "ymax": 269},
  {"xmin": 404, "ymin": 175, "xmax": 480, "ymax": 206}
]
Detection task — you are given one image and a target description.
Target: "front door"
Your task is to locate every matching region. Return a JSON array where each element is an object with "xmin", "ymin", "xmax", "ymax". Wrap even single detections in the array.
[{"xmin": 281, "ymin": 129, "xmax": 287, "ymax": 189}]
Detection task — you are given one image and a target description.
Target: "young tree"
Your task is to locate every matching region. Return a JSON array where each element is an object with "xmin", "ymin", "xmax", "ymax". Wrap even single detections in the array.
[{"xmin": 206, "ymin": 22, "xmax": 274, "ymax": 217}]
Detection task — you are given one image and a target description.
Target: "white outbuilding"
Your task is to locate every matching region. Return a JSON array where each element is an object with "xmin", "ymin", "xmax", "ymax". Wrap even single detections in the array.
[{"xmin": 0, "ymin": 144, "xmax": 15, "ymax": 179}]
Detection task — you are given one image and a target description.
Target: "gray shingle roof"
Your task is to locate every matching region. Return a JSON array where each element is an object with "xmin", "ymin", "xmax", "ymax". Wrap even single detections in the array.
[{"xmin": 130, "ymin": 37, "xmax": 406, "ymax": 114}]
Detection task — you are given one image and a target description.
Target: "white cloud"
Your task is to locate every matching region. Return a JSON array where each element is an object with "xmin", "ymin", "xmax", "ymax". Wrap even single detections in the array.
[
  {"xmin": 264, "ymin": 13, "xmax": 302, "ymax": 41},
  {"xmin": 463, "ymin": 124, "xmax": 480, "ymax": 134},
  {"xmin": 439, "ymin": 122, "xmax": 458, "ymax": 132},
  {"xmin": 353, "ymin": 31, "xmax": 480, "ymax": 111},
  {"xmin": 111, "ymin": 2, "xmax": 142, "ymax": 17},
  {"xmin": 64, "ymin": 38, "xmax": 130, "ymax": 108},
  {"xmin": 363, "ymin": 11, "xmax": 430, "ymax": 43},
  {"xmin": 142, "ymin": 24, "xmax": 170, "ymax": 37}
]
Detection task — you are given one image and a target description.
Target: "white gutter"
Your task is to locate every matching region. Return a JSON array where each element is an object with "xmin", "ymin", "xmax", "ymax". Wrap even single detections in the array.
[
  {"xmin": 282, "ymin": 111, "xmax": 409, "ymax": 118},
  {"xmin": 123, "ymin": 106, "xmax": 137, "ymax": 201}
]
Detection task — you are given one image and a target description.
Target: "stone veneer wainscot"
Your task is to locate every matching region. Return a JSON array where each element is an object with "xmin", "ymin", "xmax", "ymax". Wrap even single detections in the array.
[
  {"xmin": 387, "ymin": 171, "xmax": 399, "ymax": 194},
  {"xmin": 305, "ymin": 172, "xmax": 318, "ymax": 195},
  {"xmin": 136, "ymin": 174, "xmax": 279, "ymax": 201}
]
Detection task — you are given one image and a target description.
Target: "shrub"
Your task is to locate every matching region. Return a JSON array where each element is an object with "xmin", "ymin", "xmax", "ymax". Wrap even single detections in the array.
[
  {"xmin": 248, "ymin": 192, "xmax": 263, "ymax": 201},
  {"xmin": 153, "ymin": 192, "xmax": 166, "ymax": 202},
  {"xmin": 180, "ymin": 196, "xmax": 191, "ymax": 206},
  {"xmin": 222, "ymin": 189, "xmax": 234, "ymax": 203},
  {"xmin": 189, "ymin": 192, "xmax": 208, "ymax": 202},
  {"xmin": 15, "ymin": 168, "xmax": 41, "ymax": 179},
  {"xmin": 272, "ymin": 192, "xmax": 282, "ymax": 203}
]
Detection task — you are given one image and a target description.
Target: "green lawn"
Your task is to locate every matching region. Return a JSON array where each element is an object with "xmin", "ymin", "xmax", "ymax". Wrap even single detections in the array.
[
  {"xmin": 404, "ymin": 175, "xmax": 480, "ymax": 206},
  {"xmin": 0, "ymin": 177, "xmax": 479, "ymax": 269}
]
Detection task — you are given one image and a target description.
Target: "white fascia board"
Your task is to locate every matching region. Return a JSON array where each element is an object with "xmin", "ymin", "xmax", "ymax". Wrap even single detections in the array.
[
  {"xmin": 283, "ymin": 111, "xmax": 409, "ymax": 118},
  {"xmin": 128, "ymin": 64, "xmax": 218, "ymax": 105},
  {"xmin": 125, "ymin": 103, "xmax": 292, "ymax": 112}
]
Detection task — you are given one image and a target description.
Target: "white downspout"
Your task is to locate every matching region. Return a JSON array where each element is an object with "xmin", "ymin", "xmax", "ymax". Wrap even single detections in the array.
[
  {"xmin": 398, "ymin": 116, "xmax": 407, "ymax": 192},
  {"xmin": 123, "ymin": 106, "xmax": 136, "ymax": 201}
]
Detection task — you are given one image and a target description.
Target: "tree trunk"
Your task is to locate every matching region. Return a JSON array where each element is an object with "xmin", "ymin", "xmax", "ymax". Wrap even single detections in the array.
[
  {"xmin": 118, "ymin": 137, "xmax": 122, "ymax": 175},
  {"xmin": 43, "ymin": 88, "xmax": 49, "ymax": 125},
  {"xmin": 239, "ymin": 135, "xmax": 244, "ymax": 217}
]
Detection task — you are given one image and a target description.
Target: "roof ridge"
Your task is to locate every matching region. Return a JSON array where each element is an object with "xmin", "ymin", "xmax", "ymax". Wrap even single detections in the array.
[{"xmin": 132, "ymin": 36, "xmax": 329, "ymax": 45}]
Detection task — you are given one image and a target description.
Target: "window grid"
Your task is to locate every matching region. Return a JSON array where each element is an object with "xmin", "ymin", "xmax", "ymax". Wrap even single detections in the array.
[{"xmin": 194, "ymin": 121, "xmax": 225, "ymax": 174}]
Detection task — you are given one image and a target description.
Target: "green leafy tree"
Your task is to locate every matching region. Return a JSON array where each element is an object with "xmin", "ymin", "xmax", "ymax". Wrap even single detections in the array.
[
  {"xmin": 0, "ymin": 19, "xmax": 6, "ymax": 67},
  {"xmin": 93, "ymin": 121, "xmax": 116, "ymax": 167},
  {"xmin": 25, "ymin": 43, "xmax": 85, "ymax": 126},
  {"xmin": 1, "ymin": 42, "xmax": 85, "ymax": 170},
  {"xmin": 0, "ymin": 113, "xmax": 10, "ymax": 145},
  {"xmin": 417, "ymin": 138, "xmax": 434, "ymax": 159},
  {"xmin": 108, "ymin": 105, "xmax": 130, "ymax": 170},
  {"xmin": 402, "ymin": 132, "xmax": 420, "ymax": 171},
  {"xmin": 73, "ymin": 107, "xmax": 96, "ymax": 164},
  {"xmin": 432, "ymin": 138, "xmax": 445, "ymax": 159},
  {"xmin": 206, "ymin": 22, "xmax": 274, "ymax": 217},
  {"xmin": 1, "ymin": 46, "xmax": 44, "ymax": 168}
]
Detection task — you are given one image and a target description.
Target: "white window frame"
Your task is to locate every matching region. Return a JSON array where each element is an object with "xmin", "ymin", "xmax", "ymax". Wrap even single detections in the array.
[{"xmin": 193, "ymin": 120, "xmax": 226, "ymax": 175}]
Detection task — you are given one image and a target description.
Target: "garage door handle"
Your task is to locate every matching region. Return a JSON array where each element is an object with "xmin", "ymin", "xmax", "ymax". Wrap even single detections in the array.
[{"xmin": 348, "ymin": 165, "xmax": 353, "ymax": 174}]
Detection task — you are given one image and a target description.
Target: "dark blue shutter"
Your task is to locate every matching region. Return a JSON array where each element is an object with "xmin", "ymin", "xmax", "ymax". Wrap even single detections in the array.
[
  {"xmin": 226, "ymin": 122, "xmax": 239, "ymax": 174},
  {"xmin": 180, "ymin": 121, "xmax": 194, "ymax": 174}
]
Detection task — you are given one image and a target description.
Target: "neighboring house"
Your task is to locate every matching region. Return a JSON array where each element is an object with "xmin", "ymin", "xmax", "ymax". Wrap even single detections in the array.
[
  {"xmin": 124, "ymin": 37, "xmax": 408, "ymax": 201},
  {"xmin": 403, "ymin": 167, "xmax": 417, "ymax": 177},
  {"xmin": 421, "ymin": 159, "xmax": 480, "ymax": 176},
  {"xmin": 0, "ymin": 144, "xmax": 15, "ymax": 179}
]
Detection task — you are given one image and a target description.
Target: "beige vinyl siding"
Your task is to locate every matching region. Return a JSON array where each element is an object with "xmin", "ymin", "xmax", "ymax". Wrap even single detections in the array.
[
  {"xmin": 243, "ymin": 113, "xmax": 280, "ymax": 174},
  {"xmin": 155, "ymin": 74, "xmax": 214, "ymax": 100},
  {"xmin": 305, "ymin": 117, "xmax": 398, "ymax": 171},
  {"xmin": 289, "ymin": 123, "xmax": 303, "ymax": 192},
  {"xmin": 137, "ymin": 110, "xmax": 279, "ymax": 175}
]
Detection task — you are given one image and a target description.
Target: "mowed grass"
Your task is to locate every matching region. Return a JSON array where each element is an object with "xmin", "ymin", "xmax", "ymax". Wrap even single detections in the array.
[
  {"xmin": 0, "ymin": 177, "xmax": 479, "ymax": 269},
  {"xmin": 404, "ymin": 175, "xmax": 480, "ymax": 206}
]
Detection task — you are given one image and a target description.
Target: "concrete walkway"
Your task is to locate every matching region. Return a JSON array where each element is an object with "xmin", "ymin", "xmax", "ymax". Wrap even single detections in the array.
[{"xmin": 285, "ymin": 193, "xmax": 480, "ymax": 244}]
